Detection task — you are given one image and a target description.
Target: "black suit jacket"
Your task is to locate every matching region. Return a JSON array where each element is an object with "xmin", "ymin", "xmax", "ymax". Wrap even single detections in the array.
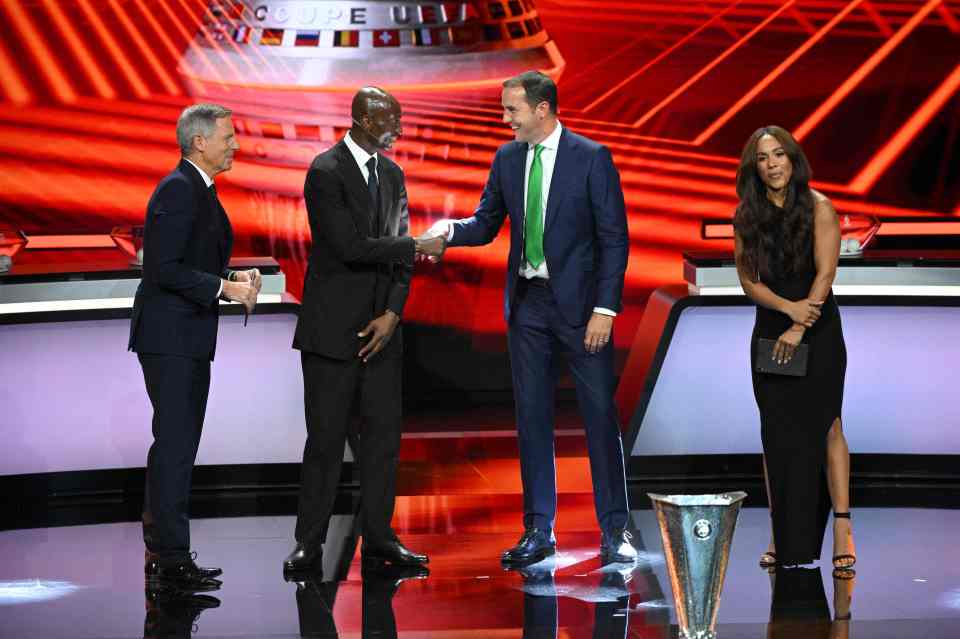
[
  {"xmin": 129, "ymin": 159, "xmax": 233, "ymax": 361},
  {"xmin": 293, "ymin": 140, "xmax": 416, "ymax": 361}
]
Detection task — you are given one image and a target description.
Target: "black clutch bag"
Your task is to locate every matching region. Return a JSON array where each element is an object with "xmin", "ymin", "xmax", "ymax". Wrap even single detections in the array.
[{"xmin": 754, "ymin": 338, "xmax": 809, "ymax": 376}]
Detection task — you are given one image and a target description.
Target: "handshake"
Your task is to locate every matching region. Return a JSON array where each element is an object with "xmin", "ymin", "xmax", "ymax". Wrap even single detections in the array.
[{"xmin": 413, "ymin": 220, "xmax": 451, "ymax": 263}]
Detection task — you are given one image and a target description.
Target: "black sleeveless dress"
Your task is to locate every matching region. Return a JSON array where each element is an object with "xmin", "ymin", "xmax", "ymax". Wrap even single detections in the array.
[{"xmin": 750, "ymin": 225, "xmax": 847, "ymax": 565}]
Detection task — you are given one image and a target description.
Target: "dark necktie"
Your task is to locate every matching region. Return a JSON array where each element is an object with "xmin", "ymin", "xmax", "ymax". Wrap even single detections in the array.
[
  {"xmin": 209, "ymin": 183, "xmax": 223, "ymax": 216},
  {"xmin": 366, "ymin": 156, "xmax": 380, "ymax": 236}
]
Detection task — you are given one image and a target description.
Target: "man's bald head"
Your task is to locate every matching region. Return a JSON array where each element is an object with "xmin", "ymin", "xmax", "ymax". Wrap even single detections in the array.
[
  {"xmin": 351, "ymin": 86, "xmax": 398, "ymax": 121},
  {"xmin": 350, "ymin": 86, "xmax": 403, "ymax": 153}
]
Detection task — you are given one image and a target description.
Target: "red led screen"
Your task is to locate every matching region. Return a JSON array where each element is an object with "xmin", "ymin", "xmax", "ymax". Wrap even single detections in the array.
[{"xmin": 1, "ymin": 0, "xmax": 958, "ymax": 359}]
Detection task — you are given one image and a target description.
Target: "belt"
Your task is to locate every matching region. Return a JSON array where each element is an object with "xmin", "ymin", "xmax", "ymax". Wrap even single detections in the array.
[{"xmin": 520, "ymin": 277, "xmax": 549, "ymax": 288}]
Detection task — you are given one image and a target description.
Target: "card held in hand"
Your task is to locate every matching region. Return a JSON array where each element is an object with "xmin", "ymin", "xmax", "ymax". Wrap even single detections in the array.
[{"xmin": 754, "ymin": 338, "xmax": 809, "ymax": 376}]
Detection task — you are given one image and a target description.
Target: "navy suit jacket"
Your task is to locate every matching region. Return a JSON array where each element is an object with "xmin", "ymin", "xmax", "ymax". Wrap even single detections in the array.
[
  {"xmin": 128, "ymin": 159, "xmax": 233, "ymax": 361},
  {"xmin": 449, "ymin": 127, "xmax": 628, "ymax": 326}
]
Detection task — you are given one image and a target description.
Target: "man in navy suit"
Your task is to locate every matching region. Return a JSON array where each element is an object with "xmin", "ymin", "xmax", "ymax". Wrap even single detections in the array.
[
  {"xmin": 129, "ymin": 103, "xmax": 259, "ymax": 590},
  {"xmin": 430, "ymin": 71, "xmax": 636, "ymax": 564}
]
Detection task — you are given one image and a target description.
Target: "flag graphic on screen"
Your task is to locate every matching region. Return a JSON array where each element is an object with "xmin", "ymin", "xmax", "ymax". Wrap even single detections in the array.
[
  {"xmin": 373, "ymin": 30, "xmax": 400, "ymax": 47},
  {"xmin": 334, "ymin": 30, "xmax": 359, "ymax": 47},
  {"xmin": 295, "ymin": 30, "xmax": 320, "ymax": 46},
  {"xmin": 260, "ymin": 28, "xmax": 283, "ymax": 45},
  {"xmin": 412, "ymin": 29, "xmax": 431, "ymax": 46}
]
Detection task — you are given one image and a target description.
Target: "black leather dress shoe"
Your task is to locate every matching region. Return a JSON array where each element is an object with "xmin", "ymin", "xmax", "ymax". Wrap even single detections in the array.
[
  {"xmin": 501, "ymin": 528, "xmax": 556, "ymax": 565},
  {"xmin": 283, "ymin": 542, "xmax": 322, "ymax": 573},
  {"xmin": 145, "ymin": 560, "xmax": 222, "ymax": 592},
  {"xmin": 145, "ymin": 551, "xmax": 222, "ymax": 580},
  {"xmin": 600, "ymin": 528, "xmax": 638, "ymax": 563},
  {"xmin": 362, "ymin": 538, "xmax": 429, "ymax": 567}
]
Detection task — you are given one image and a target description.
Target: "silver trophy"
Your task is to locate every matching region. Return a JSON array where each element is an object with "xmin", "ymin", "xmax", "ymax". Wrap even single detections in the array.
[{"xmin": 648, "ymin": 492, "xmax": 747, "ymax": 639}]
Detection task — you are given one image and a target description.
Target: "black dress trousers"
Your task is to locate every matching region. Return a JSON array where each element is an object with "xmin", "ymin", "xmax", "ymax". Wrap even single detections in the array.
[{"xmin": 139, "ymin": 353, "xmax": 211, "ymax": 560}]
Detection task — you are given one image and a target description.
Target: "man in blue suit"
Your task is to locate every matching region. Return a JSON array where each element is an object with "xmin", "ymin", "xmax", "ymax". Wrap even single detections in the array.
[
  {"xmin": 430, "ymin": 71, "xmax": 636, "ymax": 564},
  {"xmin": 130, "ymin": 103, "xmax": 260, "ymax": 590}
]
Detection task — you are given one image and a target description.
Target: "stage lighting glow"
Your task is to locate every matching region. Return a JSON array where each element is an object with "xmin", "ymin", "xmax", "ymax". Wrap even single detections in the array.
[
  {"xmin": 939, "ymin": 587, "xmax": 960, "ymax": 610},
  {"xmin": 0, "ymin": 580, "xmax": 81, "ymax": 605},
  {"xmin": 179, "ymin": 0, "xmax": 566, "ymax": 177},
  {"xmin": 183, "ymin": 0, "xmax": 564, "ymax": 93},
  {"xmin": 634, "ymin": 599, "xmax": 671, "ymax": 609}
]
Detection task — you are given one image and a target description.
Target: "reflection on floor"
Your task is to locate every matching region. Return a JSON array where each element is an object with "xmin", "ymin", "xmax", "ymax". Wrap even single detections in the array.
[{"xmin": 2, "ymin": 496, "xmax": 960, "ymax": 638}]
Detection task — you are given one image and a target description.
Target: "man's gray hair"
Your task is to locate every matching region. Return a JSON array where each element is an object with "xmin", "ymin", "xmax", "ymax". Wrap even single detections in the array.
[{"xmin": 176, "ymin": 103, "xmax": 232, "ymax": 155}]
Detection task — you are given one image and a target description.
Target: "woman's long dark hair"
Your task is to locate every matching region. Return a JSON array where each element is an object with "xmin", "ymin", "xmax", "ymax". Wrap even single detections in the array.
[{"xmin": 733, "ymin": 125, "xmax": 815, "ymax": 282}]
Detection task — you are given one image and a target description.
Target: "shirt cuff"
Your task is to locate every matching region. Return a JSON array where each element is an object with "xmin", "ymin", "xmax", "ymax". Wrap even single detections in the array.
[
  {"xmin": 592, "ymin": 307, "xmax": 617, "ymax": 317},
  {"xmin": 216, "ymin": 279, "xmax": 224, "ymax": 301}
]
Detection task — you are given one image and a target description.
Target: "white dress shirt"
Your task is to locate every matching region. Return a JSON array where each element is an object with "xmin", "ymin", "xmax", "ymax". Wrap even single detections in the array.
[
  {"xmin": 343, "ymin": 131, "xmax": 378, "ymax": 184},
  {"xmin": 519, "ymin": 121, "xmax": 561, "ymax": 281},
  {"xmin": 517, "ymin": 123, "xmax": 616, "ymax": 318},
  {"xmin": 184, "ymin": 157, "xmax": 214, "ymax": 188},
  {"xmin": 183, "ymin": 158, "xmax": 224, "ymax": 300},
  {"xmin": 443, "ymin": 122, "xmax": 616, "ymax": 318}
]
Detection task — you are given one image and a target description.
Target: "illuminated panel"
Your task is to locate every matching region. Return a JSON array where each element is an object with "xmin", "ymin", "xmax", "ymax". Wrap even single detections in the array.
[
  {"xmin": 632, "ymin": 305, "xmax": 960, "ymax": 455},
  {"xmin": 694, "ymin": 285, "xmax": 960, "ymax": 297},
  {"xmin": 24, "ymin": 234, "xmax": 115, "ymax": 249},
  {"xmin": 173, "ymin": 0, "xmax": 251, "ymax": 82},
  {"xmin": 703, "ymin": 224, "xmax": 735, "ymax": 239},
  {"xmin": 191, "ymin": 0, "xmax": 275, "ymax": 84},
  {"xmin": 0, "ymin": 38, "xmax": 30, "ymax": 105},
  {"xmin": 877, "ymin": 222, "xmax": 960, "ymax": 236},
  {"xmin": 76, "ymin": 0, "xmax": 150, "ymax": 98},
  {"xmin": 794, "ymin": 0, "xmax": 943, "ymax": 141},
  {"xmin": 133, "ymin": 1, "xmax": 194, "ymax": 74},
  {"xmin": 702, "ymin": 219, "xmax": 960, "ymax": 240},
  {"xmin": 0, "ymin": 0, "xmax": 77, "ymax": 102},
  {"xmin": 693, "ymin": 0, "xmax": 866, "ymax": 145},
  {"xmin": 582, "ymin": 0, "xmax": 744, "ymax": 114},
  {"xmin": 0, "ymin": 294, "xmax": 282, "ymax": 314},
  {"xmin": 108, "ymin": 0, "xmax": 182, "ymax": 95},
  {"xmin": 39, "ymin": 0, "xmax": 117, "ymax": 99},
  {"xmin": 631, "ymin": 1, "xmax": 795, "ymax": 129},
  {"xmin": 153, "ymin": 0, "xmax": 225, "ymax": 84},
  {"xmin": 0, "ymin": 0, "xmax": 955, "ymax": 347},
  {"xmin": 849, "ymin": 61, "xmax": 960, "ymax": 193},
  {"xmin": 938, "ymin": 4, "xmax": 960, "ymax": 32}
]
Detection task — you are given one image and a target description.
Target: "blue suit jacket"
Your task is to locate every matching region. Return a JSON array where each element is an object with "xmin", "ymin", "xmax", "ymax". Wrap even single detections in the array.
[
  {"xmin": 449, "ymin": 127, "xmax": 628, "ymax": 326},
  {"xmin": 128, "ymin": 160, "xmax": 233, "ymax": 360}
]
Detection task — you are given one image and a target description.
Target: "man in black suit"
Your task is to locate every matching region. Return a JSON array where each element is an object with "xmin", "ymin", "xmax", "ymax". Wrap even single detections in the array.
[
  {"xmin": 283, "ymin": 87, "xmax": 443, "ymax": 573},
  {"xmin": 130, "ymin": 103, "xmax": 259, "ymax": 590}
]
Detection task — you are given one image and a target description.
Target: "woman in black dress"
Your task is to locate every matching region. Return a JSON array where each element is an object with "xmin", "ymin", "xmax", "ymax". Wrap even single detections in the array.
[{"xmin": 732, "ymin": 126, "xmax": 856, "ymax": 570}]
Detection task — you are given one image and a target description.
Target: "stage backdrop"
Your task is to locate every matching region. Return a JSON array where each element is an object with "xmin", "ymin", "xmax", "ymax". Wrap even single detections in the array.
[{"xmin": 1, "ymin": 0, "xmax": 957, "ymax": 397}]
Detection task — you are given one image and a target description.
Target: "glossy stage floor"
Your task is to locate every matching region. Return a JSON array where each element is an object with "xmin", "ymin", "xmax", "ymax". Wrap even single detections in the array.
[{"xmin": 3, "ymin": 432, "xmax": 960, "ymax": 638}]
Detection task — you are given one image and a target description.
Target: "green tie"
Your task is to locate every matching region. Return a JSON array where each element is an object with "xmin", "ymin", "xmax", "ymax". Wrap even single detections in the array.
[{"xmin": 525, "ymin": 144, "xmax": 545, "ymax": 269}]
